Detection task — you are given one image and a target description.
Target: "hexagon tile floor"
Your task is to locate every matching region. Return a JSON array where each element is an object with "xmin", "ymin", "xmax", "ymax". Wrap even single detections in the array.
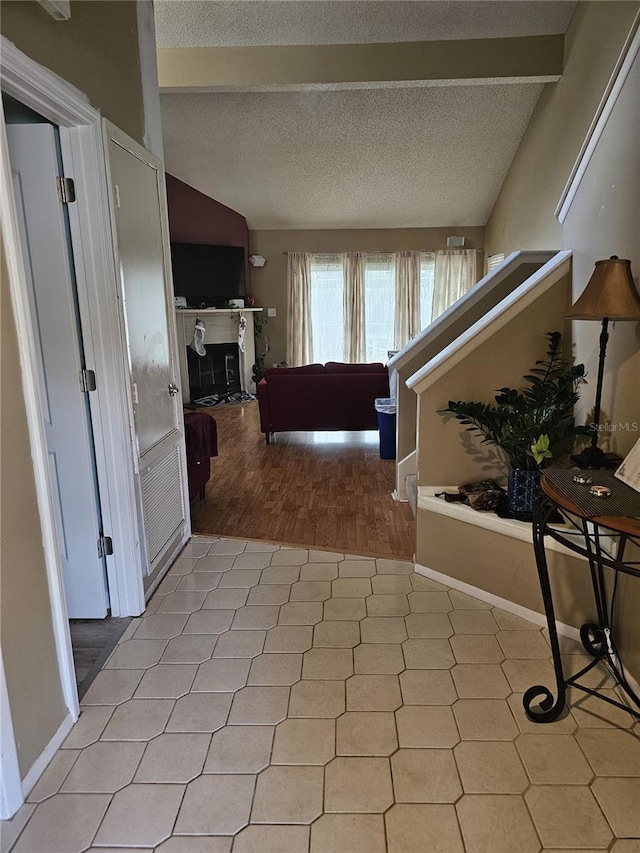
[{"xmin": 3, "ymin": 537, "xmax": 640, "ymax": 853}]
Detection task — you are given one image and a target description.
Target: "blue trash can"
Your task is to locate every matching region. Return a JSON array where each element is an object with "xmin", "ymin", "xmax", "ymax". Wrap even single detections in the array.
[{"xmin": 375, "ymin": 398, "xmax": 397, "ymax": 460}]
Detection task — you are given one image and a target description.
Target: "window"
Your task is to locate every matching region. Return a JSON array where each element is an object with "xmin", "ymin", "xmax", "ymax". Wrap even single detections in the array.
[
  {"xmin": 486, "ymin": 253, "xmax": 505, "ymax": 275},
  {"xmin": 309, "ymin": 254, "xmax": 344, "ymax": 363},
  {"xmin": 419, "ymin": 252, "xmax": 435, "ymax": 329},
  {"xmin": 364, "ymin": 254, "xmax": 395, "ymax": 363}
]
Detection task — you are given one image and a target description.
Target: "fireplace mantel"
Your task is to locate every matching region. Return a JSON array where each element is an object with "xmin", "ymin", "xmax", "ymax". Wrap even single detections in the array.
[{"xmin": 175, "ymin": 308, "xmax": 263, "ymax": 404}]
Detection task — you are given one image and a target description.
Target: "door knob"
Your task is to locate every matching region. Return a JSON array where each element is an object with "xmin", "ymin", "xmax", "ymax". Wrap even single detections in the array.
[{"xmin": 168, "ymin": 383, "xmax": 179, "ymax": 396}]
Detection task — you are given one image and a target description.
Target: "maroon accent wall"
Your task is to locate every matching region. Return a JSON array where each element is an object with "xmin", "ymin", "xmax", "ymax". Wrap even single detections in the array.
[{"xmin": 165, "ymin": 174, "xmax": 251, "ymax": 291}]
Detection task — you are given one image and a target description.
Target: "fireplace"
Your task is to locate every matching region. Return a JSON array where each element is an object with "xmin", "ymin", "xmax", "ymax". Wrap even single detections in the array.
[{"xmin": 187, "ymin": 343, "xmax": 241, "ymax": 400}]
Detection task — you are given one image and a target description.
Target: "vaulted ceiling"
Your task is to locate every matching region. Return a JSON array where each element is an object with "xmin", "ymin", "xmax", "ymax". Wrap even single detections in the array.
[{"xmin": 156, "ymin": 1, "xmax": 577, "ymax": 230}]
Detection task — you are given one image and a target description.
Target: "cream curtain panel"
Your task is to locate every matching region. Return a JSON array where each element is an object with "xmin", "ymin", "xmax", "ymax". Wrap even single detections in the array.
[
  {"xmin": 394, "ymin": 250, "xmax": 421, "ymax": 349},
  {"xmin": 432, "ymin": 249, "xmax": 478, "ymax": 320},
  {"xmin": 343, "ymin": 252, "xmax": 366, "ymax": 363},
  {"xmin": 286, "ymin": 252, "xmax": 313, "ymax": 366}
]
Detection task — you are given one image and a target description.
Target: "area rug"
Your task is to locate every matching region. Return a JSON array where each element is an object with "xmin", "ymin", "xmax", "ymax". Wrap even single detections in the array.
[{"xmin": 186, "ymin": 392, "xmax": 257, "ymax": 409}]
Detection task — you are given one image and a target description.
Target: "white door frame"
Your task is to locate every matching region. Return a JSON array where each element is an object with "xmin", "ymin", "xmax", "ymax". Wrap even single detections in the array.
[{"xmin": 0, "ymin": 37, "xmax": 148, "ymax": 808}]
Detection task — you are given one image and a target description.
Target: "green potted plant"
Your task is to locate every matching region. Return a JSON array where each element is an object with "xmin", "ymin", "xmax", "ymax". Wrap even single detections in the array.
[{"xmin": 439, "ymin": 332, "xmax": 589, "ymax": 520}]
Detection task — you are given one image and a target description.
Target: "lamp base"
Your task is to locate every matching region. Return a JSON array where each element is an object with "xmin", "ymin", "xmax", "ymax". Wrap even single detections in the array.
[{"xmin": 571, "ymin": 445, "xmax": 621, "ymax": 469}]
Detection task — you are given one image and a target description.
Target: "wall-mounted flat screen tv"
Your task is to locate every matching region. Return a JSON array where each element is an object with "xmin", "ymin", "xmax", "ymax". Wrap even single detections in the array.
[{"xmin": 170, "ymin": 242, "xmax": 246, "ymax": 308}]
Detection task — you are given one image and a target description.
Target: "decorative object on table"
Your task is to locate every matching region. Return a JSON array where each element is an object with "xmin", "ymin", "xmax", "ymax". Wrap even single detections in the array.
[
  {"xmin": 252, "ymin": 314, "xmax": 270, "ymax": 384},
  {"xmin": 615, "ymin": 437, "xmax": 640, "ymax": 493},
  {"xmin": 566, "ymin": 256, "xmax": 640, "ymax": 469},
  {"xmin": 440, "ymin": 332, "xmax": 588, "ymax": 521},
  {"xmin": 189, "ymin": 319, "xmax": 206, "ymax": 356}
]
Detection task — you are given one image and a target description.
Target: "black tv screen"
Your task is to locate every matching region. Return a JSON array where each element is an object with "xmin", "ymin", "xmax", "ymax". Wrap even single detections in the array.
[{"xmin": 170, "ymin": 242, "xmax": 246, "ymax": 308}]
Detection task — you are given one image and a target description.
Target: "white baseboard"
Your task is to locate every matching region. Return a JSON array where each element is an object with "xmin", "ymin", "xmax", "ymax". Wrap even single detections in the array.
[
  {"xmin": 414, "ymin": 561, "xmax": 580, "ymax": 641},
  {"xmin": 20, "ymin": 713, "xmax": 75, "ymax": 800}
]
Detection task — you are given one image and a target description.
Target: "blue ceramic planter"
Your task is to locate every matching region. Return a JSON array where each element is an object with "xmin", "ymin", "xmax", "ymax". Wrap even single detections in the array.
[{"xmin": 507, "ymin": 468, "xmax": 541, "ymax": 521}]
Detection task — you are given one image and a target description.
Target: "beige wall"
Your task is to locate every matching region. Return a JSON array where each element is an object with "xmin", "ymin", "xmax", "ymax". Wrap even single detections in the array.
[
  {"xmin": 0, "ymin": 0, "xmax": 144, "ymax": 143},
  {"xmin": 1, "ymin": 242, "xmax": 67, "ymax": 777},
  {"xmin": 249, "ymin": 227, "xmax": 485, "ymax": 366}
]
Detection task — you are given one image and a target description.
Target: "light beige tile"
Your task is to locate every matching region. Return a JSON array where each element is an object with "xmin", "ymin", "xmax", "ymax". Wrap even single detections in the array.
[
  {"xmin": 175, "ymin": 774, "xmax": 255, "ymax": 834},
  {"xmin": 142, "ymin": 594, "xmax": 162, "ymax": 615},
  {"xmin": 454, "ymin": 741, "xmax": 529, "ymax": 793},
  {"xmin": 309, "ymin": 549, "xmax": 344, "ymax": 561},
  {"xmin": 591, "ymin": 777, "xmax": 640, "ymax": 838},
  {"xmin": 27, "ymin": 750, "xmax": 79, "ymax": 801},
  {"xmin": 569, "ymin": 687, "xmax": 638, "ymax": 729},
  {"xmin": 278, "ymin": 602, "xmax": 324, "ymax": 625},
  {"xmin": 231, "ymin": 605, "xmax": 280, "ymax": 630},
  {"xmin": 576, "ymin": 728, "xmax": 640, "ymax": 775},
  {"xmin": 300, "ymin": 562, "xmax": 340, "ymax": 581},
  {"xmin": 177, "ymin": 571, "xmax": 222, "ymax": 591},
  {"xmin": 134, "ymin": 664, "xmax": 197, "ymax": 699},
  {"xmin": 218, "ymin": 570, "xmax": 262, "ymax": 588},
  {"xmin": 60, "ymin": 741, "xmax": 143, "ymax": 793},
  {"xmin": 165, "ymin": 692, "xmax": 232, "ymax": 733},
  {"xmin": 492, "ymin": 608, "xmax": 540, "ymax": 630},
  {"xmin": 386, "ymin": 803, "xmax": 464, "ymax": 853},
  {"xmin": 232, "ymin": 553, "xmax": 272, "ymax": 570},
  {"xmin": 457, "ymin": 794, "xmax": 540, "ymax": 853},
  {"xmin": 453, "ymin": 699, "xmax": 519, "ymax": 740},
  {"xmin": 246, "ymin": 584, "xmax": 290, "ymax": 605},
  {"xmin": 347, "ymin": 674, "xmax": 402, "ymax": 711},
  {"xmin": 235, "ymin": 824, "xmax": 310, "ymax": 853},
  {"xmin": 252, "ymin": 766, "xmax": 324, "ymax": 824},
  {"xmin": 331, "ymin": 578, "xmax": 372, "ymax": 598},
  {"xmin": 402, "ymin": 638, "xmax": 454, "ymax": 669},
  {"xmin": 157, "ymin": 590, "xmax": 207, "ymax": 613},
  {"xmin": 193, "ymin": 554, "xmax": 235, "ymax": 572},
  {"xmin": 411, "ymin": 574, "xmax": 449, "ymax": 592},
  {"xmin": 407, "ymin": 591, "xmax": 452, "ymax": 613},
  {"xmin": 160, "ymin": 634, "xmax": 217, "ymax": 664},
  {"xmin": 207, "ymin": 539, "xmax": 247, "ymax": 556},
  {"xmin": 323, "ymin": 597, "xmax": 367, "ymax": 621},
  {"xmin": 117, "ymin": 620, "xmax": 139, "ymax": 643},
  {"xmin": 392, "ymin": 748, "xmax": 461, "ymax": 803},
  {"xmin": 228, "ymin": 685, "xmax": 290, "ymax": 724},
  {"xmin": 0, "ymin": 803, "xmax": 35, "ymax": 853},
  {"xmin": 451, "ymin": 664, "xmax": 511, "ymax": 698},
  {"xmin": 502, "ymin": 658, "xmax": 556, "ymax": 692},
  {"xmin": 99, "ymin": 699, "xmax": 172, "ymax": 742},
  {"xmin": 396, "ymin": 705, "xmax": 460, "ymax": 748},
  {"xmin": 270, "ymin": 548, "xmax": 309, "ymax": 565},
  {"xmin": 313, "ymin": 620, "xmax": 360, "ymax": 647},
  {"xmin": 289, "ymin": 680, "xmax": 345, "ymax": 718},
  {"xmin": 450, "ymin": 609, "xmax": 499, "ymax": 634},
  {"xmin": 202, "ymin": 588, "xmax": 249, "ymax": 609},
  {"xmin": 184, "ymin": 610, "xmax": 235, "ymax": 634},
  {"xmin": 289, "ymin": 580, "xmax": 332, "ymax": 601},
  {"xmin": 204, "ymin": 725, "xmax": 273, "ymax": 773},
  {"xmin": 360, "ymin": 616, "xmax": 407, "ymax": 644},
  {"xmin": 367, "ymin": 594, "xmax": 410, "ymax": 617},
  {"xmin": 94, "ymin": 783, "xmax": 184, "ymax": 847},
  {"xmin": 181, "ymin": 541, "xmax": 211, "ymax": 558},
  {"xmin": 563, "ymin": 654, "xmax": 617, "ymax": 689},
  {"xmin": 244, "ymin": 541, "xmax": 280, "ymax": 553},
  {"xmin": 610, "ymin": 843, "xmax": 640, "ymax": 853},
  {"xmin": 354, "ymin": 643, "xmax": 404, "ymax": 675},
  {"xmin": 302, "ymin": 647, "xmax": 353, "ymax": 680},
  {"xmin": 516, "ymin": 733, "xmax": 594, "ymax": 784},
  {"xmin": 105, "ymin": 639, "xmax": 167, "ymax": 669},
  {"xmin": 272, "ymin": 718, "xmax": 336, "ymax": 764},
  {"xmin": 497, "ymin": 630, "xmax": 551, "ymax": 659},
  {"xmin": 168, "ymin": 556, "xmax": 197, "ymax": 575},
  {"xmin": 371, "ymin": 575, "xmax": 413, "ymax": 595},
  {"xmin": 135, "ymin": 732, "xmax": 209, "ymax": 783},
  {"xmin": 156, "ymin": 574, "xmax": 181, "ymax": 594},
  {"xmin": 155, "ymin": 837, "xmax": 232, "ymax": 853},
  {"xmin": 325, "ymin": 757, "xmax": 393, "ymax": 813},
  {"xmin": 336, "ymin": 712, "xmax": 397, "ymax": 756},
  {"xmin": 339, "ymin": 559, "xmax": 377, "ymax": 577},
  {"xmin": 13, "ymin": 793, "xmax": 110, "ymax": 853},
  {"xmin": 507, "ymin": 692, "xmax": 577, "ymax": 734},
  {"xmin": 376, "ymin": 558, "xmax": 413, "ymax": 575},
  {"xmin": 449, "ymin": 590, "xmax": 492, "ymax": 609},
  {"xmin": 310, "ymin": 814, "xmax": 386, "ymax": 853},
  {"xmin": 450, "ymin": 634, "xmax": 504, "ymax": 664},
  {"xmin": 248, "ymin": 652, "xmax": 302, "ymax": 685},
  {"xmin": 213, "ymin": 630, "xmax": 266, "ymax": 658},
  {"xmin": 132, "ymin": 614, "xmax": 188, "ymax": 640},
  {"xmin": 82, "ymin": 669, "xmax": 144, "ymax": 705},
  {"xmin": 405, "ymin": 613, "xmax": 453, "ymax": 639},
  {"xmin": 344, "ymin": 553, "xmax": 371, "ymax": 560},
  {"xmin": 261, "ymin": 566, "xmax": 301, "ymax": 585},
  {"xmin": 400, "ymin": 670, "xmax": 457, "ymax": 705},
  {"xmin": 525, "ymin": 785, "xmax": 613, "ymax": 849},
  {"xmin": 264, "ymin": 625, "xmax": 314, "ymax": 653},
  {"xmin": 192, "ymin": 657, "xmax": 250, "ymax": 692}
]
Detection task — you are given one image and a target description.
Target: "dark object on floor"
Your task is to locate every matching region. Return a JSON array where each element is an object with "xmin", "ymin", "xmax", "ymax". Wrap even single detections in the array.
[
  {"xmin": 436, "ymin": 480, "xmax": 507, "ymax": 513},
  {"xmin": 186, "ymin": 392, "xmax": 256, "ymax": 409},
  {"xmin": 184, "ymin": 411, "xmax": 218, "ymax": 500},
  {"xmin": 69, "ymin": 617, "xmax": 131, "ymax": 699}
]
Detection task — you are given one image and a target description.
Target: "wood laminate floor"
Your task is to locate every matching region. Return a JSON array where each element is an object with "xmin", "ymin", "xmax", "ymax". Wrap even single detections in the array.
[{"xmin": 189, "ymin": 402, "xmax": 415, "ymax": 560}]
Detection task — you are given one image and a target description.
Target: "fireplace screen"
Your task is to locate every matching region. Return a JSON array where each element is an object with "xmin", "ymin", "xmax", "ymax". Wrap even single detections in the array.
[{"xmin": 187, "ymin": 343, "xmax": 241, "ymax": 400}]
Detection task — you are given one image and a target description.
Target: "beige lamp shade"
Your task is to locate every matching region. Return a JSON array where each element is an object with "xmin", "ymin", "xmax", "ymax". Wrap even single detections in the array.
[{"xmin": 565, "ymin": 256, "xmax": 640, "ymax": 321}]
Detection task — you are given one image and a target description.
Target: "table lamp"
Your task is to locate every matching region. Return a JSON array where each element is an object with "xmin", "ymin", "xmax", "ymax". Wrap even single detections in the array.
[{"xmin": 565, "ymin": 256, "xmax": 640, "ymax": 468}]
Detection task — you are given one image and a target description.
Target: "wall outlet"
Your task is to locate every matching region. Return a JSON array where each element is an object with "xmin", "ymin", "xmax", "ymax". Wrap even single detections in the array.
[{"xmin": 267, "ymin": 307, "xmax": 277, "ymax": 317}]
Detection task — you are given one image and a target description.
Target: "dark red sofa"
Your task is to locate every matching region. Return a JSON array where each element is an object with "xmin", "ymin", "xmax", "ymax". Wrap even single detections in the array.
[{"xmin": 257, "ymin": 362, "xmax": 390, "ymax": 444}]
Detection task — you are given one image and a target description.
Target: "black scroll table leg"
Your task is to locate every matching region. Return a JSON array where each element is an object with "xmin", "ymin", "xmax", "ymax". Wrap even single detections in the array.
[{"xmin": 523, "ymin": 495, "xmax": 568, "ymax": 722}]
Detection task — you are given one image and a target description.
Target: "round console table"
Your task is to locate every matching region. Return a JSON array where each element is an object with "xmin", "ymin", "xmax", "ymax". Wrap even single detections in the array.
[{"xmin": 524, "ymin": 469, "xmax": 640, "ymax": 723}]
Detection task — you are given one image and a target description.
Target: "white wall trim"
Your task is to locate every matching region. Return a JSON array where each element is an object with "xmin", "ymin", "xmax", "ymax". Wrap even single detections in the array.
[
  {"xmin": 136, "ymin": 0, "xmax": 164, "ymax": 160},
  {"xmin": 414, "ymin": 561, "xmax": 581, "ymax": 641},
  {"xmin": 0, "ymin": 652, "xmax": 22, "ymax": 820},
  {"xmin": 20, "ymin": 714, "xmax": 74, "ymax": 802},
  {"xmin": 555, "ymin": 11, "xmax": 640, "ymax": 224}
]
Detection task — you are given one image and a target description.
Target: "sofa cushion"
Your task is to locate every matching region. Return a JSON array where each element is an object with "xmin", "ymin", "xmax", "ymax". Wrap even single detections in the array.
[
  {"xmin": 263, "ymin": 364, "xmax": 326, "ymax": 377},
  {"xmin": 325, "ymin": 361, "xmax": 386, "ymax": 374}
]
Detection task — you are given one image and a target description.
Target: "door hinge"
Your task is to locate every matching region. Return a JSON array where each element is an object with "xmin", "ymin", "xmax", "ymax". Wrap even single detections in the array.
[
  {"xmin": 56, "ymin": 176, "xmax": 76, "ymax": 204},
  {"xmin": 114, "ymin": 183, "xmax": 121, "ymax": 209},
  {"xmin": 80, "ymin": 368, "xmax": 97, "ymax": 392},
  {"xmin": 97, "ymin": 535, "xmax": 113, "ymax": 558}
]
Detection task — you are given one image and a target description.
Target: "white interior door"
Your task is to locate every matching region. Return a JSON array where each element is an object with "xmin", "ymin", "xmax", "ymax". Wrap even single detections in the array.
[
  {"xmin": 105, "ymin": 125, "xmax": 188, "ymax": 578},
  {"xmin": 7, "ymin": 123, "xmax": 108, "ymax": 618}
]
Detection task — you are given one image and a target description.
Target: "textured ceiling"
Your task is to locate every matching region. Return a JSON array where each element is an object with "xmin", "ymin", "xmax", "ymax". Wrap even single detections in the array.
[{"xmin": 155, "ymin": 1, "xmax": 577, "ymax": 48}]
